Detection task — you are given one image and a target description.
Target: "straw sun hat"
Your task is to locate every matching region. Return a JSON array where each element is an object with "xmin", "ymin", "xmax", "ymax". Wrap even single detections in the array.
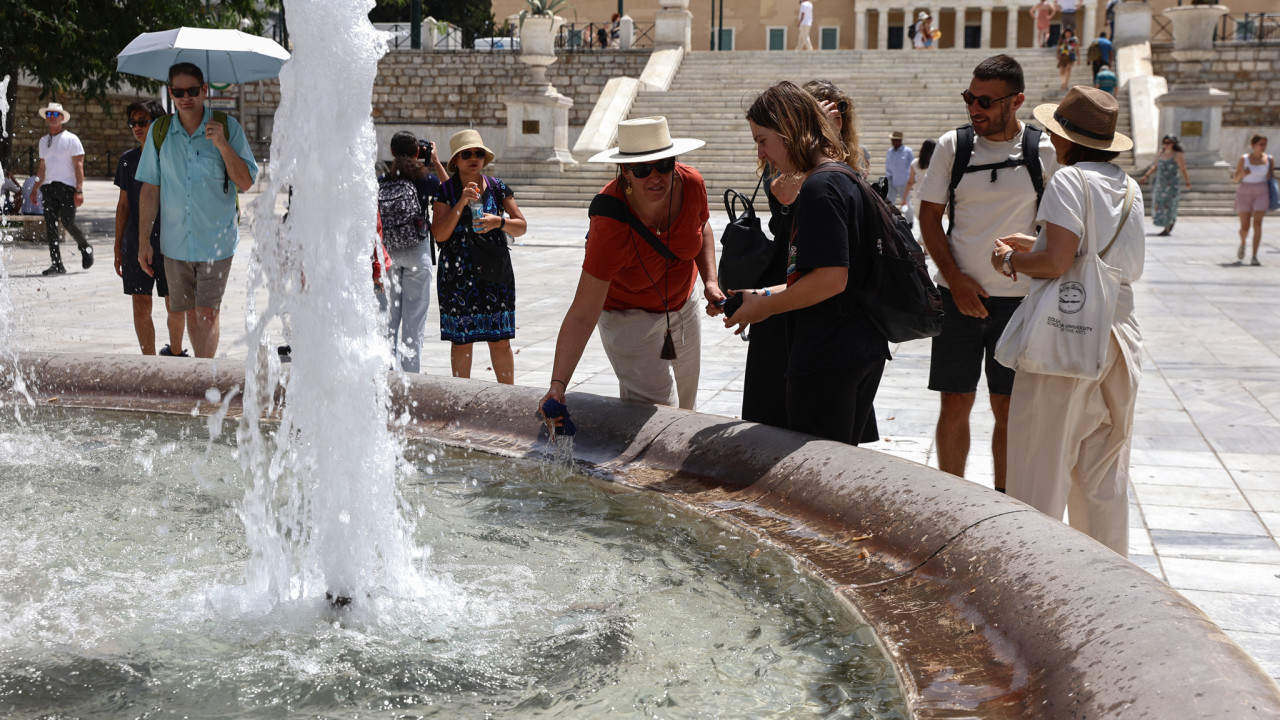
[
  {"xmin": 447, "ymin": 129, "xmax": 495, "ymax": 172},
  {"xmin": 38, "ymin": 102, "xmax": 71, "ymax": 123},
  {"xmin": 1033, "ymin": 86, "xmax": 1133, "ymax": 153},
  {"xmin": 588, "ymin": 117, "xmax": 705, "ymax": 164}
]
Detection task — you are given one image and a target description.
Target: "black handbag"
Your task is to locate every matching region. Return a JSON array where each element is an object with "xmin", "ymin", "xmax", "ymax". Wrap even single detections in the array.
[
  {"xmin": 717, "ymin": 176, "xmax": 774, "ymax": 290},
  {"xmin": 467, "ymin": 229, "xmax": 512, "ymax": 284}
]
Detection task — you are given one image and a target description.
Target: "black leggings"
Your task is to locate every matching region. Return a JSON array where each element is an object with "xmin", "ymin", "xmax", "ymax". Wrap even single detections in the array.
[
  {"xmin": 786, "ymin": 359, "xmax": 885, "ymax": 446},
  {"xmin": 41, "ymin": 182, "xmax": 89, "ymax": 266}
]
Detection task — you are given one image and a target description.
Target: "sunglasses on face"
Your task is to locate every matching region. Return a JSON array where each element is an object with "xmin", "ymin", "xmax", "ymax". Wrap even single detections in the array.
[
  {"xmin": 961, "ymin": 90, "xmax": 1018, "ymax": 109},
  {"xmin": 128, "ymin": 118, "xmax": 151, "ymax": 128},
  {"xmin": 626, "ymin": 157, "xmax": 676, "ymax": 178},
  {"xmin": 45, "ymin": 111, "xmax": 61, "ymax": 119},
  {"xmin": 455, "ymin": 149, "xmax": 485, "ymax": 161},
  {"xmin": 169, "ymin": 86, "xmax": 202, "ymax": 98}
]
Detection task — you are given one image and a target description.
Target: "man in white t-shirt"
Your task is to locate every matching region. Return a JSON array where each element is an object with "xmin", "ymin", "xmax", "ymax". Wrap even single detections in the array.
[
  {"xmin": 796, "ymin": 0, "xmax": 814, "ymax": 51},
  {"xmin": 917, "ymin": 55, "xmax": 1060, "ymax": 493},
  {"xmin": 1059, "ymin": 0, "xmax": 1078, "ymax": 34},
  {"xmin": 29, "ymin": 102, "xmax": 92, "ymax": 275}
]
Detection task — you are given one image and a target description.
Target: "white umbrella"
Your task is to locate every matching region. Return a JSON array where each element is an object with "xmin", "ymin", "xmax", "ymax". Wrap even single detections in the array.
[{"xmin": 116, "ymin": 27, "xmax": 290, "ymax": 85}]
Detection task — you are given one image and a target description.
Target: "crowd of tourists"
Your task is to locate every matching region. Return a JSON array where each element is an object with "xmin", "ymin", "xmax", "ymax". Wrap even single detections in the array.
[{"xmin": 7, "ymin": 55, "xmax": 1279, "ymax": 558}]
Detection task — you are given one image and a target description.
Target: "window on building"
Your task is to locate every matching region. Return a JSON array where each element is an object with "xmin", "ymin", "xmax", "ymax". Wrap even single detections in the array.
[
  {"xmin": 820, "ymin": 26, "xmax": 839, "ymax": 49},
  {"xmin": 768, "ymin": 26, "xmax": 787, "ymax": 50},
  {"xmin": 888, "ymin": 26, "xmax": 904, "ymax": 49},
  {"xmin": 964, "ymin": 25, "xmax": 981, "ymax": 48},
  {"xmin": 718, "ymin": 27, "xmax": 735, "ymax": 51}
]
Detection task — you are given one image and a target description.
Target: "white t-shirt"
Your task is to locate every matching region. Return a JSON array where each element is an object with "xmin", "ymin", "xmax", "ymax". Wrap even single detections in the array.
[
  {"xmin": 799, "ymin": 1, "xmax": 814, "ymax": 26},
  {"xmin": 919, "ymin": 122, "xmax": 1060, "ymax": 296},
  {"xmin": 37, "ymin": 130, "xmax": 84, "ymax": 188},
  {"xmin": 1059, "ymin": 0, "xmax": 1078, "ymax": 12},
  {"xmin": 1034, "ymin": 162, "xmax": 1145, "ymax": 359}
]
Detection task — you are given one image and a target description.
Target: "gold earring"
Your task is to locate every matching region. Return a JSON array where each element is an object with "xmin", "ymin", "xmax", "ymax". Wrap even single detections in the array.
[{"xmin": 625, "ymin": 181, "xmax": 633, "ymax": 197}]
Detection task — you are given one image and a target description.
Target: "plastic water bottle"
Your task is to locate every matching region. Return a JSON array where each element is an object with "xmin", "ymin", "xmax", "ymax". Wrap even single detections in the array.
[{"xmin": 469, "ymin": 199, "xmax": 484, "ymax": 233}]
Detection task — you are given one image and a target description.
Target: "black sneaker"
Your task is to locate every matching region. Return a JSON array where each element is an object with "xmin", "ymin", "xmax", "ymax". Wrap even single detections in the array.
[
  {"xmin": 41, "ymin": 264, "xmax": 67, "ymax": 276},
  {"xmin": 277, "ymin": 345, "xmax": 292, "ymax": 363},
  {"xmin": 81, "ymin": 246, "xmax": 94, "ymax": 270},
  {"xmin": 159, "ymin": 344, "xmax": 190, "ymax": 357}
]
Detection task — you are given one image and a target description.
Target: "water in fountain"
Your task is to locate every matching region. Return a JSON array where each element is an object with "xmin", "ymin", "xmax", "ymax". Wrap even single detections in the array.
[
  {"xmin": 237, "ymin": 0, "xmax": 430, "ymax": 611},
  {"xmin": 0, "ymin": 74, "xmax": 35, "ymax": 416}
]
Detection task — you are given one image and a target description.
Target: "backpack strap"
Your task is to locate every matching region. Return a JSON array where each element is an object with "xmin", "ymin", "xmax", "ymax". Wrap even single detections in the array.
[
  {"xmin": 1023, "ymin": 123, "xmax": 1045, "ymax": 210},
  {"xmin": 946, "ymin": 124, "xmax": 975, "ymax": 237},
  {"xmin": 588, "ymin": 193, "xmax": 677, "ymax": 261}
]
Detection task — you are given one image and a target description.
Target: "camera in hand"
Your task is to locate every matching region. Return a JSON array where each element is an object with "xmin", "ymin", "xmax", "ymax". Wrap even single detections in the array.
[
  {"xmin": 722, "ymin": 293, "xmax": 744, "ymax": 319},
  {"xmin": 417, "ymin": 139, "xmax": 434, "ymax": 160}
]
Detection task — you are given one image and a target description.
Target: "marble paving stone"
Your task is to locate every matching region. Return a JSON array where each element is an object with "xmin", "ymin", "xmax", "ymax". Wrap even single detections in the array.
[
  {"xmin": 1179, "ymin": 590, "xmax": 1280, "ymax": 634},
  {"xmin": 1256, "ymin": 512, "xmax": 1280, "ymax": 537},
  {"xmin": 1128, "ymin": 449, "xmax": 1224, "ymax": 469},
  {"xmin": 1129, "ymin": 532, "xmax": 1156, "ymax": 558},
  {"xmin": 1150, "ymin": 530, "xmax": 1280, "ymax": 564},
  {"xmin": 1224, "ymin": 631, "xmax": 1280, "ymax": 680},
  {"xmin": 1141, "ymin": 505, "xmax": 1267, "ymax": 536},
  {"xmin": 1233, "ymin": 469, "xmax": 1280, "ymax": 491},
  {"xmin": 1132, "ymin": 484, "xmax": 1251, "ymax": 511},
  {"xmin": 1243, "ymin": 490, "xmax": 1280, "ymax": 514},
  {"xmin": 1161, "ymin": 557, "xmax": 1280, "ymax": 596},
  {"xmin": 1220, "ymin": 453, "xmax": 1280, "ymax": 473},
  {"xmin": 1128, "ymin": 554, "xmax": 1164, "ymax": 579}
]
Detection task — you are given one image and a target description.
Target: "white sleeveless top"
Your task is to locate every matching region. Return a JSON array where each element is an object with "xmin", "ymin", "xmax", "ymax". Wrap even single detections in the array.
[{"xmin": 1242, "ymin": 154, "xmax": 1271, "ymax": 184}]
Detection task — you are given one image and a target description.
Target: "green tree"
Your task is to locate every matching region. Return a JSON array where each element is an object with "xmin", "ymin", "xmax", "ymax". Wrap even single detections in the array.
[
  {"xmin": 0, "ymin": 0, "xmax": 268, "ymax": 169},
  {"xmin": 370, "ymin": 0, "xmax": 495, "ymax": 47}
]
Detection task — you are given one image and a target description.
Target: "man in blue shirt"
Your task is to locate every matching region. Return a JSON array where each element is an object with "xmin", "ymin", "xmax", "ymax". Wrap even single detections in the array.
[
  {"xmin": 1094, "ymin": 64, "xmax": 1118, "ymax": 96},
  {"xmin": 136, "ymin": 62, "xmax": 257, "ymax": 358},
  {"xmin": 884, "ymin": 130, "xmax": 914, "ymax": 206},
  {"xmin": 1090, "ymin": 32, "xmax": 1113, "ymax": 83}
]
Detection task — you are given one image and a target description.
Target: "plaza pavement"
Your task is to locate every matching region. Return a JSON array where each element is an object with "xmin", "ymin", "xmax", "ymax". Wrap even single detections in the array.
[{"xmin": 5, "ymin": 179, "xmax": 1280, "ymax": 681}]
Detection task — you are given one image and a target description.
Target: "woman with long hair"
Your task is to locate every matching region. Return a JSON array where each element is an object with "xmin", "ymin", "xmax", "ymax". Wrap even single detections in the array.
[
  {"xmin": 538, "ymin": 117, "xmax": 721, "ymax": 417},
  {"xmin": 1057, "ymin": 29, "xmax": 1080, "ymax": 90},
  {"xmin": 1139, "ymin": 135, "xmax": 1191, "ymax": 237},
  {"xmin": 727, "ymin": 81, "xmax": 888, "ymax": 445},
  {"xmin": 991, "ymin": 87, "xmax": 1144, "ymax": 556},
  {"xmin": 1230, "ymin": 134, "xmax": 1273, "ymax": 265},
  {"xmin": 431, "ymin": 129, "xmax": 528, "ymax": 383}
]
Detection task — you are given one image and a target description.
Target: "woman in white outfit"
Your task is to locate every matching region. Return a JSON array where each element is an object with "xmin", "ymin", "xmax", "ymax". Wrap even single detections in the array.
[{"xmin": 990, "ymin": 87, "xmax": 1144, "ymax": 557}]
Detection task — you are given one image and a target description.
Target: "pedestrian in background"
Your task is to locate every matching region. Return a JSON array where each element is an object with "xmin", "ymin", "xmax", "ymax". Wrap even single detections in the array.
[
  {"xmin": 1139, "ymin": 135, "xmax": 1191, "ymax": 237},
  {"xmin": 113, "ymin": 100, "xmax": 186, "ymax": 357},
  {"xmin": 1056, "ymin": 29, "xmax": 1080, "ymax": 91},
  {"xmin": 1031, "ymin": 0, "xmax": 1057, "ymax": 48},
  {"xmin": 1231, "ymin": 134, "xmax": 1274, "ymax": 266},
  {"xmin": 885, "ymin": 131, "xmax": 914, "ymax": 206},
  {"xmin": 796, "ymin": 0, "xmax": 814, "ymax": 51},
  {"xmin": 30, "ymin": 102, "xmax": 92, "ymax": 276}
]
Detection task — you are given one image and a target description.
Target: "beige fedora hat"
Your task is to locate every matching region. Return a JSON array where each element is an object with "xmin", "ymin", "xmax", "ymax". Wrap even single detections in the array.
[
  {"xmin": 447, "ymin": 129, "xmax": 495, "ymax": 172},
  {"xmin": 588, "ymin": 117, "xmax": 705, "ymax": 164},
  {"xmin": 1033, "ymin": 86, "xmax": 1132, "ymax": 153},
  {"xmin": 38, "ymin": 102, "xmax": 71, "ymax": 123},
  {"xmin": 889, "ymin": 130, "xmax": 905, "ymax": 141}
]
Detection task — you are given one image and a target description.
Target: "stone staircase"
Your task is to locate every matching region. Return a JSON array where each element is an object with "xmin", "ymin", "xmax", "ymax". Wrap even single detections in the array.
[{"xmin": 499, "ymin": 48, "xmax": 1146, "ymax": 210}]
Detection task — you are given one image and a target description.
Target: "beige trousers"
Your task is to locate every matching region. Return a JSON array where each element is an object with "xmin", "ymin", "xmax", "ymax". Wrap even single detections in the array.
[
  {"xmin": 1006, "ymin": 334, "xmax": 1139, "ymax": 557},
  {"xmin": 796, "ymin": 25, "xmax": 814, "ymax": 51},
  {"xmin": 597, "ymin": 293, "xmax": 701, "ymax": 410}
]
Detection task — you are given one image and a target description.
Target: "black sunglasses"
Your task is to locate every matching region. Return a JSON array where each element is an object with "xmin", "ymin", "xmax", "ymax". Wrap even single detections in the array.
[
  {"xmin": 961, "ymin": 90, "xmax": 1018, "ymax": 110},
  {"xmin": 455, "ymin": 148, "xmax": 485, "ymax": 161},
  {"xmin": 170, "ymin": 85, "xmax": 202, "ymax": 98},
  {"xmin": 626, "ymin": 157, "xmax": 676, "ymax": 178},
  {"xmin": 127, "ymin": 119, "xmax": 151, "ymax": 128}
]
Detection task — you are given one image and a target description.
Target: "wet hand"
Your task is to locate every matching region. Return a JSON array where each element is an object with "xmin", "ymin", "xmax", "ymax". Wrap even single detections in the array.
[{"xmin": 138, "ymin": 244, "xmax": 155, "ymax": 278}]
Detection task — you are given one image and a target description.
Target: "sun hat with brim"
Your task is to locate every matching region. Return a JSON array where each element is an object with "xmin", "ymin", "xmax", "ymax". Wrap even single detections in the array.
[
  {"xmin": 1033, "ymin": 86, "xmax": 1132, "ymax": 153},
  {"xmin": 889, "ymin": 130, "xmax": 904, "ymax": 141},
  {"xmin": 588, "ymin": 117, "xmax": 705, "ymax": 164},
  {"xmin": 38, "ymin": 102, "xmax": 71, "ymax": 123},
  {"xmin": 447, "ymin": 129, "xmax": 495, "ymax": 172},
  {"xmin": 917, "ymin": 11, "xmax": 930, "ymax": 20}
]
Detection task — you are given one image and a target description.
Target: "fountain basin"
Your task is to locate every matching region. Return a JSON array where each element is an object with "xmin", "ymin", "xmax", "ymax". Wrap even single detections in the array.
[{"xmin": 11, "ymin": 351, "xmax": 1280, "ymax": 719}]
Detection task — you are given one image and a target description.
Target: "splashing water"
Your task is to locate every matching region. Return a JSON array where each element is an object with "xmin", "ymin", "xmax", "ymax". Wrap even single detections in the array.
[
  {"xmin": 0, "ymin": 74, "xmax": 34, "ymax": 416},
  {"xmin": 237, "ymin": 0, "xmax": 428, "ymax": 610}
]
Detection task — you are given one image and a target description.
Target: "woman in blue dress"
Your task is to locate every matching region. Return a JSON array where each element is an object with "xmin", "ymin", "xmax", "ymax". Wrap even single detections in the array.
[
  {"xmin": 1139, "ymin": 135, "xmax": 1191, "ymax": 236},
  {"xmin": 430, "ymin": 130, "xmax": 528, "ymax": 383}
]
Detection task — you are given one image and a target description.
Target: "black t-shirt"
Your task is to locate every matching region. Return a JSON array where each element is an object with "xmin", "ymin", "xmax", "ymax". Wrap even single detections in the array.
[
  {"xmin": 785, "ymin": 165, "xmax": 890, "ymax": 375},
  {"xmin": 113, "ymin": 147, "xmax": 160, "ymax": 252},
  {"xmin": 762, "ymin": 173, "xmax": 793, "ymax": 287}
]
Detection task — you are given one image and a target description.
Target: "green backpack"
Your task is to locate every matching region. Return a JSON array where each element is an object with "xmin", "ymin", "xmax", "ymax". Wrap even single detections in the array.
[{"xmin": 151, "ymin": 111, "xmax": 234, "ymax": 195}]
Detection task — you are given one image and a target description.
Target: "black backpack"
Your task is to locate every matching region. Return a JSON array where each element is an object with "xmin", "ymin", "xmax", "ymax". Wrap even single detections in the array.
[
  {"xmin": 810, "ymin": 163, "xmax": 944, "ymax": 343},
  {"xmin": 946, "ymin": 123, "xmax": 1045, "ymax": 236},
  {"xmin": 377, "ymin": 175, "xmax": 430, "ymax": 252}
]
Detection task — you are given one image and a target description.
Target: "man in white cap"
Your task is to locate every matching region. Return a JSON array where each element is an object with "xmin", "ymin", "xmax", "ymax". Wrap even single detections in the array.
[
  {"xmin": 796, "ymin": 0, "xmax": 814, "ymax": 51},
  {"xmin": 885, "ymin": 131, "xmax": 914, "ymax": 205},
  {"xmin": 29, "ymin": 102, "xmax": 92, "ymax": 275}
]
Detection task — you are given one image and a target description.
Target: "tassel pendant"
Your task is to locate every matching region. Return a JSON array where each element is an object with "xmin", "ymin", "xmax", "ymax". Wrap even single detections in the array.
[{"xmin": 660, "ymin": 330, "xmax": 677, "ymax": 360}]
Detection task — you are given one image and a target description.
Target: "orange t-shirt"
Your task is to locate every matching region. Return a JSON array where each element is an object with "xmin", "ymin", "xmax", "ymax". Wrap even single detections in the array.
[{"xmin": 583, "ymin": 163, "xmax": 710, "ymax": 313}]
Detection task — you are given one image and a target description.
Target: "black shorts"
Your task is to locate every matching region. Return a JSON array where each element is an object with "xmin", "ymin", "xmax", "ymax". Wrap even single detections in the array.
[
  {"xmin": 928, "ymin": 287, "xmax": 1022, "ymax": 396},
  {"xmin": 121, "ymin": 238, "xmax": 169, "ymax": 297}
]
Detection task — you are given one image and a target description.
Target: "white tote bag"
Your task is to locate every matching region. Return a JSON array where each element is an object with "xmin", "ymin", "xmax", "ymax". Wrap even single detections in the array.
[{"xmin": 994, "ymin": 169, "xmax": 1136, "ymax": 380}]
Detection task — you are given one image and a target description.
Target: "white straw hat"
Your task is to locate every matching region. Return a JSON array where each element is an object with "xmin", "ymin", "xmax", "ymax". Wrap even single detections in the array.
[
  {"xmin": 588, "ymin": 117, "xmax": 705, "ymax": 164},
  {"xmin": 917, "ymin": 11, "xmax": 930, "ymax": 20},
  {"xmin": 38, "ymin": 102, "xmax": 71, "ymax": 123}
]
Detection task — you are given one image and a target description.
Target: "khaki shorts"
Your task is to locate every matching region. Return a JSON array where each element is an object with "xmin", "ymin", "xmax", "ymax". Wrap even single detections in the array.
[{"xmin": 164, "ymin": 256, "xmax": 233, "ymax": 312}]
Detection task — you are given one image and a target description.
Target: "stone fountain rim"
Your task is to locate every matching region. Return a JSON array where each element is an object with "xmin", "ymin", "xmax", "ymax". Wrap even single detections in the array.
[{"xmin": 11, "ymin": 351, "xmax": 1280, "ymax": 720}]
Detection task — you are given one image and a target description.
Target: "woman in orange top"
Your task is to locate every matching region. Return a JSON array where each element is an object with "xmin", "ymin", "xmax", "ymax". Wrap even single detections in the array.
[{"xmin": 539, "ymin": 117, "xmax": 724, "ymax": 413}]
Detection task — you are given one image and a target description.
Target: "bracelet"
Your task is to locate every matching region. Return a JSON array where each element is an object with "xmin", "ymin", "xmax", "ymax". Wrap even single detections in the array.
[
  {"xmin": 74, "ymin": 190, "xmax": 83, "ymax": 195},
  {"xmin": 499, "ymin": 217, "xmax": 506, "ymax": 230},
  {"xmin": 1003, "ymin": 250, "xmax": 1017, "ymax": 281},
  {"xmin": 550, "ymin": 378, "xmax": 568, "ymax": 389}
]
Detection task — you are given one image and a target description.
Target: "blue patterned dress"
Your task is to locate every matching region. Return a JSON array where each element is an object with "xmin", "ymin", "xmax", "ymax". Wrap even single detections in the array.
[
  {"xmin": 1152, "ymin": 157, "xmax": 1181, "ymax": 228},
  {"xmin": 433, "ymin": 176, "xmax": 516, "ymax": 344}
]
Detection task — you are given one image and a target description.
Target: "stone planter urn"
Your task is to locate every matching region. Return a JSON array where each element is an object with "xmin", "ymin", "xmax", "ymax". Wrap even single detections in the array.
[
  {"xmin": 1112, "ymin": 1, "xmax": 1154, "ymax": 48},
  {"xmin": 518, "ymin": 14, "xmax": 563, "ymax": 85},
  {"xmin": 1164, "ymin": 4, "xmax": 1229, "ymax": 65}
]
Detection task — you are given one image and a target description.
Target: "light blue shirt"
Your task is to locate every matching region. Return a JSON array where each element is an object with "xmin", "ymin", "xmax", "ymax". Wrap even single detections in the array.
[
  {"xmin": 135, "ymin": 106, "xmax": 258, "ymax": 262},
  {"xmin": 885, "ymin": 145, "xmax": 914, "ymax": 185}
]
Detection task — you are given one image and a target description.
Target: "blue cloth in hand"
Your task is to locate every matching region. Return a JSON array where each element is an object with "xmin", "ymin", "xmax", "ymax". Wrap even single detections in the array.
[{"xmin": 540, "ymin": 398, "xmax": 577, "ymax": 437}]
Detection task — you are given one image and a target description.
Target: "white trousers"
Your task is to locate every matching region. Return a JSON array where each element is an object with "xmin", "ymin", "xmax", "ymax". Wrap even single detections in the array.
[
  {"xmin": 796, "ymin": 25, "xmax": 813, "ymax": 50},
  {"xmin": 597, "ymin": 292, "xmax": 701, "ymax": 410},
  {"xmin": 1007, "ymin": 334, "xmax": 1139, "ymax": 557}
]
